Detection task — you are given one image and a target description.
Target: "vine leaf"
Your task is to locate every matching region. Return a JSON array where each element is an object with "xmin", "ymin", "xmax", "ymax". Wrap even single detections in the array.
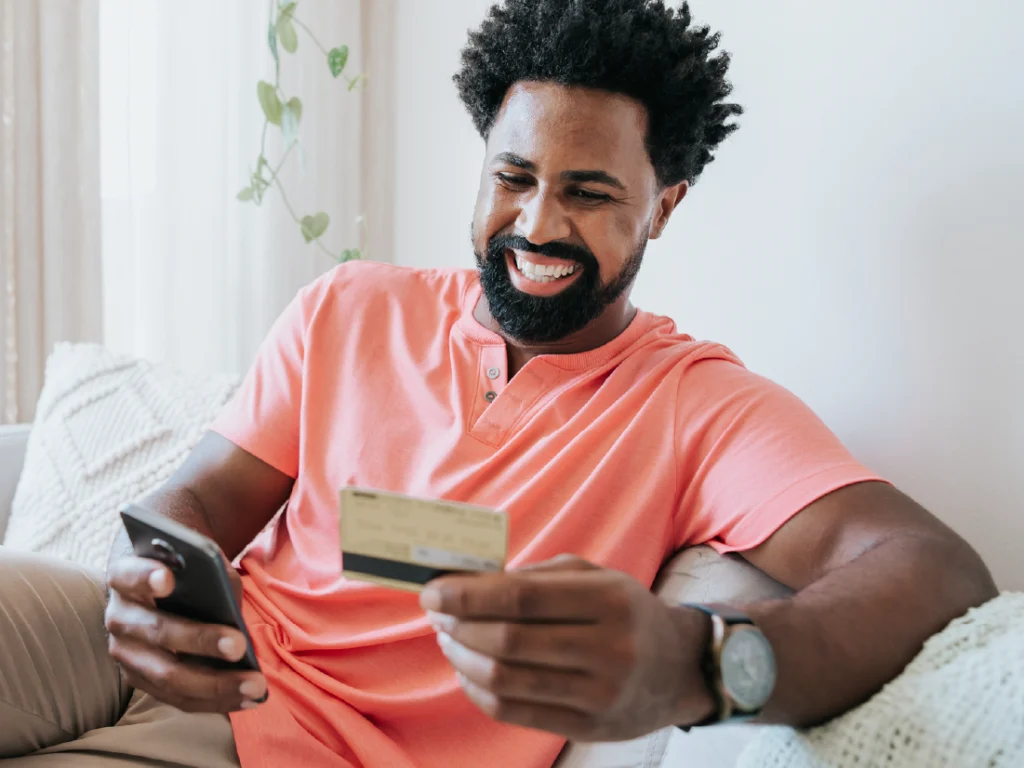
[
  {"xmin": 328, "ymin": 45, "xmax": 348, "ymax": 78},
  {"xmin": 257, "ymin": 81, "xmax": 283, "ymax": 125},
  {"xmin": 282, "ymin": 97, "xmax": 302, "ymax": 149},
  {"xmin": 300, "ymin": 212, "xmax": 330, "ymax": 242}
]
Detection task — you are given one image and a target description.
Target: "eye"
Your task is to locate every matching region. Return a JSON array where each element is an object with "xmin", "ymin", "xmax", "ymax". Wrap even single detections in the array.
[
  {"xmin": 570, "ymin": 188, "xmax": 612, "ymax": 204},
  {"xmin": 496, "ymin": 172, "xmax": 531, "ymax": 190}
]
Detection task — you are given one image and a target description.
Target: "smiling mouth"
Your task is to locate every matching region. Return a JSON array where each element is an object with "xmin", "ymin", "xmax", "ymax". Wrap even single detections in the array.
[{"xmin": 511, "ymin": 252, "xmax": 580, "ymax": 283}]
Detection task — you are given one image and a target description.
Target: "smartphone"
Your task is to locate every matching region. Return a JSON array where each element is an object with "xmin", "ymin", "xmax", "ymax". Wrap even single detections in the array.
[{"xmin": 119, "ymin": 503, "xmax": 261, "ymax": 672}]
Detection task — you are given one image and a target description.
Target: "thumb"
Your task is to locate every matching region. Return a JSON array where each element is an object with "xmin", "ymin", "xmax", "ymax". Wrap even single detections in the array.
[{"xmin": 107, "ymin": 555, "xmax": 175, "ymax": 604}]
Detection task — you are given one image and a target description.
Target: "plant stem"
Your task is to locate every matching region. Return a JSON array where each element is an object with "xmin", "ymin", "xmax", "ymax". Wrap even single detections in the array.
[
  {"xmin": 265, "ymin": 154, "xmax": 341, "ymax": 262},
  {"xmin": 291, "ymin": 16, "xmax": 329, "ymax": 56},
  {"xmin": 270, "ymin": 139, "xmax": 295, "ymax": 178},
  {"xmin": 268, "ymin": 0, "xmax": 279, "ymax": 83},
  {"xmin": 271, "ymin": 175, "xmax": 301, "ymax": 223}
]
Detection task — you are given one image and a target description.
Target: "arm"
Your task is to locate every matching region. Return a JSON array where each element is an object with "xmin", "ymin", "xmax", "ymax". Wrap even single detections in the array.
[
  {"xmin": 107, "ymin": 431, "xmax": 294, "ymax": 570},
  {"xmin": 104, "ymin": 272, "xmax": 317, "ymax": 714},
  {"xmin": 103, "ymin": 431, "xmax": 294, "ymax": 714},
  {"xmin": 418, "ymin": 483, "xmax": 996, "ymax": 741},
  {"xmin": 740, "ymin": 480, "xmax": 997, "ymax": 727}
]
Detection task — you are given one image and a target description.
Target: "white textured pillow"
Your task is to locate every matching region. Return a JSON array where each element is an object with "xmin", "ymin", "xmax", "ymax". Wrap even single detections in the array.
[
  {"xmin": 738, "ymin": 592, "xmax": 1024, "ymax": 768},
  {"xmin": 3, "ymin": 343, "xmax": 238, "ymax": 570}
]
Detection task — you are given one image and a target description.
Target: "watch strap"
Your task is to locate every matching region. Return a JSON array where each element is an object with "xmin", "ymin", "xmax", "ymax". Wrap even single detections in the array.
[{"xmin": 677, "ymin": 603, "xmax": 757, "ymax": 731}]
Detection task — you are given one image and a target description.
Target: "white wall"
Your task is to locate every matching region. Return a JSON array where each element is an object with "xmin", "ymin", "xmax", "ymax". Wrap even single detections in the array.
[{"xmin": 394, "ymin": 0, "xmax": 1024, "ymax": 589}]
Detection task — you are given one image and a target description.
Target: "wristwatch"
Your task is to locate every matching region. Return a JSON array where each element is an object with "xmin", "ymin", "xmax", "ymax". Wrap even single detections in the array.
[{"xmin": 679, "ymin": 603, "xmax": 777, "ymax": 729}]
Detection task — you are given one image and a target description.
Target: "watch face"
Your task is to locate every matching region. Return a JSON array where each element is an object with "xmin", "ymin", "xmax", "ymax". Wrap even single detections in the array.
[{"xmin": 720, "ymin": 627, "xmax": 777, "ymax": 712}]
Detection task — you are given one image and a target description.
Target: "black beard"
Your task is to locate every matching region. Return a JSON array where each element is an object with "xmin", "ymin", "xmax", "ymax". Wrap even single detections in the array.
[{"xmin": 475, "ymin": 233, "xmax": 645, "ymax": 344}]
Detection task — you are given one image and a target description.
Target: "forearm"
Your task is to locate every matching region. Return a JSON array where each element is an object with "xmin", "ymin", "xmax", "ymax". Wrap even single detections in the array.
[
  {"xmin": 745, "ymin": 533, "xmax": 997, "ymax": 727},
  {"xmin": 106, "ymin": 485, "xmax": 225, "ymax": 574}
]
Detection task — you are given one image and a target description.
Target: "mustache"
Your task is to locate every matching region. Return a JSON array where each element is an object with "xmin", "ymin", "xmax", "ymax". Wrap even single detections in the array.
[{"xmin": 487, "ymin": 234, "xmax": 597, "ymax": 269}]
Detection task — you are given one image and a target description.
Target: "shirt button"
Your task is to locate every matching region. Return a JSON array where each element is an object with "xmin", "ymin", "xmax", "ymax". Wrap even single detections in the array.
[
  {"xmin": 484, "ymin": 391, "xmax": 497, "ymax": 402},
  {"xmin": 486, "ymin": 367, "xmax": 501, "ymax": 380}
]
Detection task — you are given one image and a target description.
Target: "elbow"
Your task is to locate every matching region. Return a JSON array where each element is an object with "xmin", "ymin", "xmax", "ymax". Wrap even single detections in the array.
[
  {"xmin": 955, "ymin": 541, "xmax": 999, "ymax": 608},
  {"xmin": 915, "ymin": 533, "xmax": 998, "ymax": 628}
]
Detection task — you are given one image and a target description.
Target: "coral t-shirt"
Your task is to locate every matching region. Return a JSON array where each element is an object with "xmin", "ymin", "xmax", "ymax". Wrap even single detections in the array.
[{"xmin": 211, "ymin": 261, "xmax": 880, "ymax": 768}]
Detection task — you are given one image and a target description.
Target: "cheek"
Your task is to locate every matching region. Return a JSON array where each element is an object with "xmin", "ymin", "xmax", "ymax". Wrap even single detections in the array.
[
  {"xmin": 583, "ymin": 209, "xmax": 646, "ymax": 283},
  {"xmin": 473, "ymin": 186, "xmax": 517, "ymax": 252}
]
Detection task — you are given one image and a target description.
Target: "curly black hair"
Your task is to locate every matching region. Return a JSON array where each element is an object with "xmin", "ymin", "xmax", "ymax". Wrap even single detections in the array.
[{"xmin": 454, "ymin": 0, "xmax": 741, "ymax": 186}]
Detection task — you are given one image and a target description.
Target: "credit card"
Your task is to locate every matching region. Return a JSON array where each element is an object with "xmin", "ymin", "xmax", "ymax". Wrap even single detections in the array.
[{"xmin": 339, "ymin": 487, "xmax": 508, "ymax": 592}]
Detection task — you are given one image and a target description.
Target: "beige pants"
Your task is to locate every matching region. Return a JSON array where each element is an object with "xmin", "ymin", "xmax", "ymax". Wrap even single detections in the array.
[{"xmin": 0, "ymin": 549, "xmax": 239, "ymax": 766}]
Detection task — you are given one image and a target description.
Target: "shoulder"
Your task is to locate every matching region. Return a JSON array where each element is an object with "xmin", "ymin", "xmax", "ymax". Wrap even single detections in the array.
[
  {"xmin": 630, "ymin": 315, "xmax": 809, "ymax": 426},
  {"xmin": 300, "ymin": 261, "xmax": 476, "ymax": 321}
]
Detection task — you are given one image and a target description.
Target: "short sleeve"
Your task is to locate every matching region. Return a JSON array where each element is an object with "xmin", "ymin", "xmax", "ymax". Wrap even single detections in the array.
[
  {"xmin": 675, "ymin": 359, "xmax": 885, "ymax": 554},
  {"xmin": 210, "ymin": 284, "xmax": 320, "ymax": 479}
]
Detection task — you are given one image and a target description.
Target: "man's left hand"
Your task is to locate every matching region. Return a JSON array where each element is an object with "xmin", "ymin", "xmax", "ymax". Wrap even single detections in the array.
[{"xmin": 419, "ymin": 555, "xmax": 716, "ymax": 741}]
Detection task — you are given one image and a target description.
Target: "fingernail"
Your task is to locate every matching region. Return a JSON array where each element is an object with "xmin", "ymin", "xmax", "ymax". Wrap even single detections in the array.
[
  {"xmin": 437, "ymin": 631, "xmax": 453, "ymax": 653},
  {"xmin": 419, "ymin": 585, "xmax": 442, "ymax": 612},
  {"xmin": 219, "ymin": 636, "xmax": 243, "ymax": 659},
  {"xmin": 239, "ymin": 680, "xmax": 266, "ymax": 699},
  {"xmin": 148, "ymin": 570, "xmax": 170, "ymax": 594},
  {"xmin": 240, "ymin": 700, "xmax": 260, "ymax": 710},
  {"xmin": 426, "ymin": 611, "xmax": 455, "ymax": 633}
]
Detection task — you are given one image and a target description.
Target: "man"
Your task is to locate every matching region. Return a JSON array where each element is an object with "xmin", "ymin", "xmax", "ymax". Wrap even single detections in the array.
[{"xmin": 0, "ymin": 1, "xmax": 996, "ymax": 767}]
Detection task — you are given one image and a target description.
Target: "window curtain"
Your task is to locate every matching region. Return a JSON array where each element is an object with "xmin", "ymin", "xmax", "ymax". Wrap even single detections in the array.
[
  {"xmin": 99, "ymin": 0, "xmax": 395, "ymax": 377},
  {"xmin": 0, "ymin": 0, "xmax": 103, "ymax": 424}
]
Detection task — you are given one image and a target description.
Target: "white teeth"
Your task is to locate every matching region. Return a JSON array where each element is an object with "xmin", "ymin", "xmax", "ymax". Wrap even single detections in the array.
[{"xmin": 514, "ymin": 254, "xmax": 577, "ymax": 282}]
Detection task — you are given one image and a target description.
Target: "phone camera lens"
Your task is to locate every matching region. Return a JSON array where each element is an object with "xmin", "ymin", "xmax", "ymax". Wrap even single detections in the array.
[{"xmin": 150, "ymin": 538, "xmax": 186, "ymax": 572}]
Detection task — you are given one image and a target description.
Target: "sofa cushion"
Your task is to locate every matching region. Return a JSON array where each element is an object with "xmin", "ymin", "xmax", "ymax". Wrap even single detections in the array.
[
  {"xmin": 0, "ymin": 424, "xmax": 31, "ymax": 541},
  {"xmin": 2, "ymin": 343, "xmax": 237, "ymax": 569}
]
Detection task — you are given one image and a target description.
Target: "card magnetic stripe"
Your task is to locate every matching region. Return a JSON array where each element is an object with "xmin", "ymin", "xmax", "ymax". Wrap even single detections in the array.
[{"xmin": 342, "ymin": 552, "xmax": 458, "ymax": 585}]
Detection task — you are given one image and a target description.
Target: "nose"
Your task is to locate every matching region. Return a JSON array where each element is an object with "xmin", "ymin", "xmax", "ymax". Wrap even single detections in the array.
[{"xmin": 515, "ymin": 188, "xmax": 572, "ymax": 245}]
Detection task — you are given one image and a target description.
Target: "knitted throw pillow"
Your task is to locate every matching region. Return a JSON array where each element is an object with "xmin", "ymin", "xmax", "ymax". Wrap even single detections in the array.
[
  {"xmin": 738, "ymin": 592, "xmax": 1024, "ymax": 768},
  {"xmin": 3, "ymin": 343, "xmax": 238, "ymax": 570}
]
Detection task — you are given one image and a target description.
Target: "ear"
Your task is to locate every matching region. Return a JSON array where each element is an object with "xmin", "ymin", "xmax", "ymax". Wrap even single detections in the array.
[{"xmin": 648, "ymin": 180, "xmax": 689, "ymax": 240}]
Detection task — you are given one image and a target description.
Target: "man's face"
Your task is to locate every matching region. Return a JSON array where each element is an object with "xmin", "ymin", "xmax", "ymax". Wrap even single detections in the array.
[{"xmin": 472, "ymin": 81, "xmax": 685, "ymax": 344}]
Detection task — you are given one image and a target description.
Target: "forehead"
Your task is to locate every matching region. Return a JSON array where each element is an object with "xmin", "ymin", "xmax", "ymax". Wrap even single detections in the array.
[{"xmin": 488, "ymin": 82, "xmax": 653, "ymax": 178}]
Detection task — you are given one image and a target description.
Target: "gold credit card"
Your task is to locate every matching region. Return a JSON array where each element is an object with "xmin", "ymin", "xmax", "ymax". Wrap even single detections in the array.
[{"xmin": 339, "ymin": 487, "xmax": 508, "ymax": 592}]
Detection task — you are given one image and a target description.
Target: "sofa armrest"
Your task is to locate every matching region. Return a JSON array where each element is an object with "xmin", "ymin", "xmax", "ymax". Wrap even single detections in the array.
[
  {"xmin": 556, "ymin": 546, "xmax": 793, "ymax": 768},
  {"xmin": 0, "ymin": 423, "xmax": 31, "ymax": 543},
  {"xmin": 653, "ymin": 545, "xmax": 792, "ymax": 606},
  {"xmin": 656, "ymin": 547, "xmax": 792, "ymax": 768}
]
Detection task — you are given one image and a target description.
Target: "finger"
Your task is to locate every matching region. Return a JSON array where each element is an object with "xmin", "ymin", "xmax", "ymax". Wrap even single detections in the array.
[
  {"xmin": 107, "ymin": 556, "xmax": 175, "ymax": 603},
  {"xmin": 430, "ymin": 617, "xmax": 601, "ymax": 670},
  {"xmin": 421, "ymin": 570, "xmax": 620, "ymax": 622},
  {"xmin": 456, "ymin": 673, "xmax": 600, "ymax": 740},
  {"xmin": 511, "ymin": 554, "xmax": 598, "ymax": 573},
  {"xmin": 105, "ymin": 600, "xmax": 249, "ymax": 662},
  {"xmin": 438, "ymin": 632, "xmax": 617, "ymax": 713},
  {"xmin": 121, "ymin": 668, "xmax": 229, "ymax": 714},
  {"xmin": 109, "ymin": 635, "xmax": 266, "ymax": 712},
  {"xmin": 120, "ymin": 667, "xmax": 264, "ymax": 714}
]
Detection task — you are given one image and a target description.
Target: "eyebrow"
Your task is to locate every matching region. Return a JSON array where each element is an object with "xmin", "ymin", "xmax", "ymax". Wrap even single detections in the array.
[{"xmin": 494, "ymin": 152, "xmax": 626, "ymax": 190}]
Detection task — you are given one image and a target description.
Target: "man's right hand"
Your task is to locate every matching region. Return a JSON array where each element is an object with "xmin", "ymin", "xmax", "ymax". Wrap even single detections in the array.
[{"xmin": 105, "ymin": 555, "xmax": 268, "ymax": 713}]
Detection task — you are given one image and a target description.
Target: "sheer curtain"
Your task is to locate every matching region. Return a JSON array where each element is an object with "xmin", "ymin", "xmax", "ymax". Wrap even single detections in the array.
[
  {"xmin": 0, "ymin": 0, "xmax": 103, "ymax": 424},
  {"xmin": 99, "ymin": 0, "xmax": 394, "ymax": 377}
]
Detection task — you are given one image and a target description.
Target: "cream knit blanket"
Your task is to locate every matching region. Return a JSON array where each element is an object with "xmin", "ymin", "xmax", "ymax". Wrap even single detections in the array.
[{"xmin": 738, "ymin": 592, "xmax": 1024, "ymax": 768}]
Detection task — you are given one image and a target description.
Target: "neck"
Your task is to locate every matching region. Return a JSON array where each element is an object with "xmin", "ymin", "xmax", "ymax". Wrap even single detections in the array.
[{"xmin": 473, "ymin": 293, "xmax": 637, "ymax": 377}]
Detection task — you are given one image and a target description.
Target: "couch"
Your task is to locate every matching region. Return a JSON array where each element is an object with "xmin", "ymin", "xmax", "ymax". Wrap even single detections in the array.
[{"xmin": 0, "ymin": 407, "xmax": 791, "ymax": 768}]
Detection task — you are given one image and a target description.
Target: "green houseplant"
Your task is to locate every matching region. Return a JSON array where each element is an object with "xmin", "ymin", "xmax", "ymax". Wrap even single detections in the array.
[{"xmin": 236, "ymin": 0, "xmax": 364, "ymax": 262}]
